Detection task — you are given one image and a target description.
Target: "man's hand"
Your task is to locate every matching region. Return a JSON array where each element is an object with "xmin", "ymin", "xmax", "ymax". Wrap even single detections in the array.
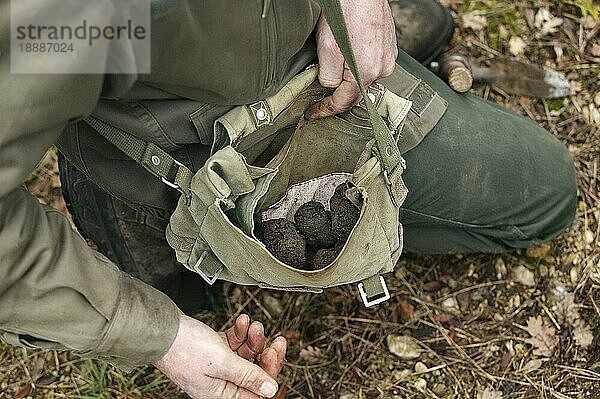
[
  {"xmin": 306, "ymin": 0, "xmax": 398, "ymax": 120},
  {"xmin": 154, "ymin": 313, "xmax": 286, "ymax": 399}
]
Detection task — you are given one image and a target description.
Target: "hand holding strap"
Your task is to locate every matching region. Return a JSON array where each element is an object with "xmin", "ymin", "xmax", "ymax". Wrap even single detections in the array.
[{"xmin": 318, "ymin": 0, "xmax": 403, "ymax": 178}]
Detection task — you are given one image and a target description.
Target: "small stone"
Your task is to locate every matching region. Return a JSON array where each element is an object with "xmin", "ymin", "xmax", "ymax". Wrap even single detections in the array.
[
  {"xmin": 442, "ymin": 297, "xmax": 460, "ymax": 313},
  {"xmin": 512, "ymin": 265, "xmax": 536, "ymax": 287},
  {"xmin": 584, "ymin": 229, "xmax": 595, "ymax": 244},
  {"xmin": 414, "ymin": 361, "xmax": 428, "ymax": 373},
  {"xmin": 508, "ymin": 36, "xmax": 527, "ymax": 56},
  {"xmin": 570, "ymin": 267, "xmax": 579, "ymax": 285},
  {"xmin": 526, "ymin": 242, "xmax": 552, "ymax": 258},
  {"xmin": 414, "ymin": 378, "xmax": 427, "ymax": 392},
  {"xmin": 448, "ymin": 277, "xmax": 459, "ymax": 289},
  {"xmin": 510, "ymin": 294, "xmax": 521, "ymax": 308},
  {"xmin": 432, "ymin": 383, "xmax": 447, "ymax": 396},
  {"xmin": 495, "ymin": 258, "xmax": 507, "ymax": 279},
  {"xmin": 387, "ymin": 335, "xmax": 421, "ymax": 360},
  {"xmin": 392, "ymin": 369, "xmax": 412, "ymax": 382},
  {"xmin": 547, "ymin": 279, "xmax": 567, "ymax": 306},
  {"xmin": 457, "ymin": 292, "xmax": 471, "ymax": 311}
]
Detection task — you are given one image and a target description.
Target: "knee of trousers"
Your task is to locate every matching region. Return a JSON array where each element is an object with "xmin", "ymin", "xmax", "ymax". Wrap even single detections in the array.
[{"xmin": 516, "ymin": 138, "xmax": 577, "ymax": 247}]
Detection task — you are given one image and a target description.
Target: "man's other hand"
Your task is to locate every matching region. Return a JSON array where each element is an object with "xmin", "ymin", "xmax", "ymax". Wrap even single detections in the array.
[
  {"xmin": 154, "ymin": 313, "xmax": 286, "ymax": 399},
  {"xmin": 306, "ymin": 0, "xmax": 397, "ymax": 120}
]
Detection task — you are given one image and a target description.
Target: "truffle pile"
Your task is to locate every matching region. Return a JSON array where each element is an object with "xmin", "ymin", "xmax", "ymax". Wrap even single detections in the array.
[{"xmin": 257, "ymin": 183, "xmax": 361, "ymax": 271}]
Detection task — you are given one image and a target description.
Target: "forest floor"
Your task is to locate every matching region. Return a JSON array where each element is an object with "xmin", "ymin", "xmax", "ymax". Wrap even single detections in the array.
[{"xmin": 1, "ymin": 0, "xmax": 599, "ymax": 398}]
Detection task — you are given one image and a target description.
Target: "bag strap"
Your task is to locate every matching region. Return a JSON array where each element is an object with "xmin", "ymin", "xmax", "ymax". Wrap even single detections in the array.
[
  {"xmin": 318, "ymin": 0, "xmax": 402, "ymax": 180},
  {"xmin": 319, "ymin": 0, "xmax": 399, "ymax": 307},
  {"xmin": 85, "ymin": 115, "xmax": 193, "ymax": 202}
]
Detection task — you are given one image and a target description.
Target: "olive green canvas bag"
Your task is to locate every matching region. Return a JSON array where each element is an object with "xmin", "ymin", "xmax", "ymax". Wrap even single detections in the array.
[{"xmin": 85, "ymin": 0, "xmax": 447, "ymax": 306}]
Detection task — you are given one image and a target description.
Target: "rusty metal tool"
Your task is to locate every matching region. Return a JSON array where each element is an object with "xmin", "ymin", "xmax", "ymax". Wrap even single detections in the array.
[{"xmin": 432, "ymin": 54, "xmax": 571, "ymax": 98}]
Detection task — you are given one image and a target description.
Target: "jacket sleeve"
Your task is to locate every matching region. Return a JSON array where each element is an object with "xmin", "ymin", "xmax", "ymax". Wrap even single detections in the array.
[{"xmin": 0, "ymin": 1, "xmax": 180, "ymax": 371}]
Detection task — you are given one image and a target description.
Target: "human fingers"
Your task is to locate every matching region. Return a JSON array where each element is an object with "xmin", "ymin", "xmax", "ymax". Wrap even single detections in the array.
[
  {"xmin": 236, "ymin": 321, "xmax": 265, "ymax": 360},
  {"xmin": 316, "ymin": 16, "xmax": 345, "ymax": 89},
  {"xmin": 259, "ymin": 336, "xmax": 287, "ymax": 378},
  {"xmin": 224, "ymin": 314, "xmax": 251, "ymax": 352},
  {"xmin": 212, "ymin": 352, "xmax": 279, "ymax": 398},
  {"xmin": 305, "ymin": 77, "xmax": 361, "ymax": 120}
]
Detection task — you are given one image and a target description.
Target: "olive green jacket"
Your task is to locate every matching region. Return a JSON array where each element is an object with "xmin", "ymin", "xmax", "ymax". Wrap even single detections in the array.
[{"xmin": 0, "ymin": 0, "xmax": 320, "ymax": 370}]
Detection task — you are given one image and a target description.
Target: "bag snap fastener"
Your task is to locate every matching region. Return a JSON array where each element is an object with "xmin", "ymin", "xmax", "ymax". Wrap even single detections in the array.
[
  {"xmin": 151, "ymin": 155, "xmax": 161, "ymax": 166},
  {"xmin": 368, "ymin": 92, "xmax": 376, "ymax": 103},
  {"xmin": 385, "ymin": 145, "xmax": 393, "ymax": 156},
  {"xmin": 256, "ymin": 108, "xmax": 268, "ymax": 121}
]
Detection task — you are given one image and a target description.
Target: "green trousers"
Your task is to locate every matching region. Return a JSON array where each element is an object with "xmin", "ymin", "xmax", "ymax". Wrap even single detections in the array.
[{"xmin": 395, "ymin": 52, "xmax": 576, "ymax": 253}]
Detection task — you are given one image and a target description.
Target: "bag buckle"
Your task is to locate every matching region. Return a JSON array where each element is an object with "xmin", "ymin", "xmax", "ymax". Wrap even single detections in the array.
[
  {"xmin": 358, "ymin": 275, "xmax": 391, "ymax": 307},
  {"xmin": 161, "ymin": 158, "xmax": 185, "ymax": 191},
  {"xmin": 192, "ymin": 251, "xmax": 223, "ymax": 285}
]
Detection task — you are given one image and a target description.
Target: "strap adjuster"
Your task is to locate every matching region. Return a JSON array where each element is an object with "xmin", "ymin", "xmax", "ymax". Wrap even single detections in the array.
[
  {"xmin": 358, "ymin": 275, "xmax": 391, "ymax": 307},
  {"xmin": 192, "ymin": 251, "xmax": 223, "ymax": 285}
]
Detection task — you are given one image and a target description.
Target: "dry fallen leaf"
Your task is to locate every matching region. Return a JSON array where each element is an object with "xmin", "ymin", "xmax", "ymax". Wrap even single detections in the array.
[
  {"xmin": 15, "ymin": 384, "xmax": 33, "ymax": 399},
  {"xmin": 534, "ymin": 8, "xmax": 551, "ymax": 27},
  {"xmin": 522, "ymin": 316, "xmax": 559, "ymax": 357},
  {"xmin": 554, "ymin": 292, "xmax": 580, "ymax": 325},
  {"xmin": 534, "ymin": 8, "xmax": 563, "ymax": 36},
  {"xmin": 462, "ymin": 12, "xmax": 487, "ymax": 31},
  {"xmin": 540, "ymin": 17, "xmax": 564, "ymax": 36},
  {"xmin": 520, "ymin": 358, "xmax": 544, "ymax": 373},
  {"xmin": 582, "ymin": 103, "xmax": 600, "ymax": 126},
  {"xmin": 554, "ymin": 46, "xmax": 564, "ymax": 63},
  {"xmin": 387, "ymin": 334, "xmax": 422, "ymax": 360},
  {"xmin": 509, "ymin": 36, "xmax": 527, "ymax": 56},
  {"xmin": 573, "ymin": 322, "xmax": 594, "ymax": 349},
  {"xmin": 500, "ymin": 352, "xmax": 512, "ymax": 371},
  {"xmin": 423, "ymin": 280, "xmax": 444, "ymax": 292},
  {"xmin": 554, "ymin": 292, "xmax": 594, "ymax": 349},
  {"xmin": 397, "ymin": 299, "xmax": 415, "ymax": 322},
  {"xmin": 477, "ymin": 387, "xmax": 503, "ymax": 399},
  {"xmin": 298, "ymin": 346, "xmax": 327, "ymax": 365},
  {"xmin": 35, "ymin": 373, "xmax": 59, "ymax": 387},
  {"xmin": 581, "ymin": 15, "xmax": 598, "ymax": 30}
]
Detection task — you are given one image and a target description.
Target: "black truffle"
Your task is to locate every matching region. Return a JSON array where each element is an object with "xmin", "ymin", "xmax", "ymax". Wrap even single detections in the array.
[
  {"xmin": 294, "ymin": 201, "xmax": 335, "ymax": 248},
  {"xmin": 259, "ymin": 218, "xmax": 306, "ymax": 269},
  {"xmin": 330, "ymin": 184, "xmax": 361, "ymax": 243},
  {"xmin": 310, "ymin": 247, "xmax": 341, "ymax": 270}
]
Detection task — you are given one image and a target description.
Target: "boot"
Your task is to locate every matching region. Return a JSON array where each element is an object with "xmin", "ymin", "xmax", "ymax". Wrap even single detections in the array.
[{"xmin": 390, "ymin": 0, "xmax": 455, "ymax": 65}]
